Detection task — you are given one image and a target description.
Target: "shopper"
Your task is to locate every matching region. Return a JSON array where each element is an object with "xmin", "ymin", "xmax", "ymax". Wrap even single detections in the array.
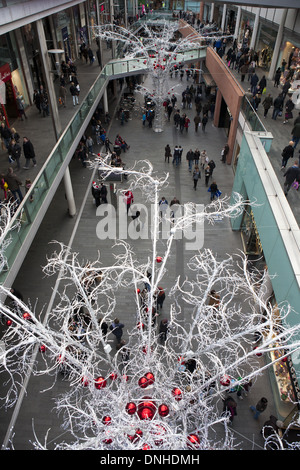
[
  {"xmin": 23, "ymin": 137, "xmax": 37, "ymax": 169},
  {"xmin": 5, "ymin": 167, "xmax": 23, "ymax": 204},
  {"xmin": 283, "ymin": 161, "xmax": 300, "ymax": 196},
  {"xmin": 250, "ymin": 397, "xmax": 268, "ymax": 420}
]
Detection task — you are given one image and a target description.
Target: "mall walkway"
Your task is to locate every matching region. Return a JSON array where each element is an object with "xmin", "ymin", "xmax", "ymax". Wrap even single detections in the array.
[{"xmin": 0, "ymin": 46, "xmax": 286, "ymax": 450}]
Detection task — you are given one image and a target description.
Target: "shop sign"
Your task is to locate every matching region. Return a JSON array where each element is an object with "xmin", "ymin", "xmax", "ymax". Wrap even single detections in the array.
[{"xmin": 0, "ymin": 63, "xmax": 11, "ymax": 83}]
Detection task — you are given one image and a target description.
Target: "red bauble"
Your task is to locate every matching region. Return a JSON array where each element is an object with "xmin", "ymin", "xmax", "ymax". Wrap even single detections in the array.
[
  {"xmin": 137, "ymin": 322, "xmax": 145, "ymax": 330},
  {"xmin": 22, "ymin": 312, "xmax": 31, "ymax": 320},
  {"xmin": 126, "ymin": 402, "xmax": 137, "ymax": 415},
  {"xmin": 138, "ymin": 376, "xmax": 149, "ymax": 388},
  {"xmin": 95, "ymin": 376, "xmax": 107, "ymax": 389},
  {"xmin": 172, "ymin": 387, "xmax": 182, "ymax": 401},
  {"xmin": 145, "ymin": 372, "xmax": 155, "ymax": 385},
  {"xmin": 6, "ymin": 319, "xmax": 13, "ymax": 326},
  {"xmin": 156, "ymin": 256, "xmax": 163, "ymax": 263},
  {"xmin": 103, "ymin": 438, "xmax": 112, "ymax": 444},
  {"xmin": 137, "ymin": 400, "xmax": 156, "ymax": 420},
  {"xmin": 158, "ymin": 403, "xmax": 169, "ymax": 417},
  {"xmin": 81, "ymin": 376, "xmax": 89, "ymax": 387},
  {"xmin": 253, "ymin": 347, "xmax": 262, "ymax": 357},
  {"xmin": 102, "ymin": 415, "xmax": 112, "ymax": 425},
  {"xmin": 137, "ymin": 288, "xmax": 141, "ymax": 294},
  {"xmin": 109, "ymin": 372, "xmax": 117, "ymax": 380},
  {"xmin": 187, "ymin": 433, "xmax": 200, "ymax": 449},
  {"xmin": 141, "ymin": 443, "xmax": 151, "ymax": 450},
  {"xmin": 39, "ymin": 345, "xmax": 46, "ymax": 353},
  {"xmin": 220, "ymin": 374, "xmax": 231, "ymax": 386}
]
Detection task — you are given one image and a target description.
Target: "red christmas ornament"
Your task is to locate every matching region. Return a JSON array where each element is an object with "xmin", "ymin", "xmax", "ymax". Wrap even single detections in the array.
[
  {"xmin": 137, "ymin": 400, "xmax": 156, "ymax": 420},
  {"xmin": 6, "ymin": 319, "xmax": 13, "ymax": 326},
  {"xmin": 137, "ymin": 322, "xmax": 145, "ymax": 330},
  {"xmin": 145, "ymin": 372, "xmax": 155, "ymax": 385},
  {"xmin": 156, "ymin": 256, "xmax": 163, "ymax": 263},
  {"xmin": 81, "ymin": 376, "xmax": 89, "ymax": 387},
  {"xmin": 172, "ymin": 387, "xmax": 182, "ymax": 401},
  {"xmin": 187, "ymin": 433, "xmax": 200, "ymax": 449},
  {"xmin": 39, "ymin": 345, "xmax": 46, "ymax": 353},
  {"xmin": 126, "ymin": 402, "xmax": 137, "ymax": 415},
  {"xmin": 103, "ymin": 438, "xmax": 112, "ymax": 444},
  {"xmin": 138, "ymin": 376, "xmax": 149, "ymax": 388},
  {"xmin": 95, "ymin": 376, "xmax": 107, "ymax": 389},
  {"xmin": 141, "ymin": 443, "xmax": 151, "ymax": 450},
  {"xmin": 109, "ymin": 372, "xmax": 117, "ymax": 380},
  {"xmin": 253, "ymin": 347, "xmax": 262, "ymax": 357},
  {"xmin": 158, "ymin": 403, "xmax": 169, "ymax": 417},
  {"xmin": 137, "ymin": 288, "xmax": 141, "ymax": 294},
  {"xmin": 22, "ymin": 312, "xmax": 31, "ymax": 320},
  {"xmin": 102, "ymin": 415, "xmax": 112, "ymax": 425},
  {"xmin": 220, "ymin": 374, "xmax": 231, "ymax": 386}
]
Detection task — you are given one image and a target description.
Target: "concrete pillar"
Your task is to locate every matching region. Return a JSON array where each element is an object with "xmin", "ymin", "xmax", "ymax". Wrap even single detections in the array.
[
  {"xmin": 36, "ymin": 20, "xmax": 76, "ymax": 217},
  {"xmin": 221, "ymin": 4, "xmax": 227, "ymax": 32},
  {"xmin": 103, "ymin": 87, "xmax": 108, "ymax": 113},
  {"xmin": 268, "ymin": 8, "xmax": 288, "ymax": 80},
  {"xmin": 64, "ymin": 166, "xmax": 76, "ymax": 217},
  {"xmin": 36, "ymin": 19, "xmax": 61, "ymax": 139},
  {"xmin": 199, "ymin": 2, "xmax": 204, "ymax": 22},
  {"xmin": 210, "ymin": 3, "xmax": 215, "ymax": 24},
  {"xmin": 234, "ymin": 7, "xmax": 241, "ymax": 40},
  {"xmin": 250, "ymin": 8, "xmax": 260, "ymax": 50}
]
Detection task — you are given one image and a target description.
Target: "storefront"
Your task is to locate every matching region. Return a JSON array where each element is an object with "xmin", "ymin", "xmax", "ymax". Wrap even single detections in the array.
[
  {"xmin": 0, "ymin": 63, "xmax": 19, "ymax": 124},
  {"xmin": 255, "ymin": 22, "xmax": 278, "ymax": 71}
]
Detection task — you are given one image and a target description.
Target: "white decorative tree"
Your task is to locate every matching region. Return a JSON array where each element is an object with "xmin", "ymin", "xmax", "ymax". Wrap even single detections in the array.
[
  {"xmin": 0, "ymin": 160, "xmax": 300, "ymax": 450},
  {"xmin": 92, "ymin": 21, "xmax": 231, "ymax": 132}
]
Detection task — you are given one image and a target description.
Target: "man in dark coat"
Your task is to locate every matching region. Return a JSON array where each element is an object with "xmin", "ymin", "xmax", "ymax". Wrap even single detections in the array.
[
  {"xmin": 291, "ymin": 121, "xmax": 300, "ymax": 148},
  {"xmin": 5, "ymin": 167, "xmax": 23, "ymax": 204},
  {"xmin": 272, "ymin": 93, "xmax": 284, "ymax": 120},
  {"xmin": 23, "ymin": 137, "xmax": 36, "ymax": 169},
  {"xmin": 100, "ymin": 183, "xmax": 108, "ymax": 203},
  {"xmin": 281, "ymin": 141, "xmax": 294, "ymax": 169},
  {"xmin": 91, "ymin": 182, "xmax": 101, "ymax": 207},
  {"xmin": 283, "ymin": 161, "xmax": 300, "ymax": 196}
]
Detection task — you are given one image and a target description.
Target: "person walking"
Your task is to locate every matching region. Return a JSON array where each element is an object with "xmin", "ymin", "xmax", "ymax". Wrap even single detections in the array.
[
  {"xmin": 186, "ymin": 149, "xmax": 194, "ymax": 172},
  {"xmin": 200, "ymin": 149, "xmax": 208, "ymax": 169},
  {"xmin": 23, "ymin": 137, "xmax": 37, "ymax": 169},
  {"xmin": 124, "ymin": 189, "xmax": 134, "ymax": 214},
  {"xmin": 91, "ymin": 182, "xmax": 101, "ymax": 207},
  {"xmin": 165, "ymin": 144, "xmax": 171, "ymax": 163},
  {"xmin": 281, "ymin": 141, "xmax": 294, "ymax": 169},
  {"xmin": 59, "ymin": 83, "xmax": 67, "ymax": 107},
  {"xmin": 250, "ymin": 397, "xmax": 268, "ymax": 420},
  {"xmin": 221, "ymin": 143, "xmax": 229, "ymax": 163},
  {"xmin": 291, "ymin": 121, "xmax": 300, "ymax": 148},
  {"xmin": 204, "ymin": 164, "xmax": 211, "ymax": 187},
  {"xmin": 110, "ymin": 318, "xmax": 125, "ymax": 345},
  {"xmin": 201, "ymin": 114, "xmax": 208, "ymax": 132},
  {"xmin": 274, "ymin": 67, "xmax": 281, "ymax": 88},
  {"xmin": 262, "ymin": 94, "xmax": 273, "ymax": 118},
  {"xmin": 192, "ymin": 165, "xmax": 201, "ymax": 190},
  {"xmin": 283, "ymin": 95, "xmax": 295, "ymax": 124},
  {"xmin": 9, "ymin": 139, "xmax": 22, "ymax": 169},
  {"xmin": 5, "ymin": 167, "xmax": 23, "ymax": 204},
  {"xmin": 0, "ymin": 122, "xmax": 12, "ymax": 150},
  {"xmin": 272, "ymin": 93, "xmax": 284, "ymax": 120},
  {"xmin": 159, "ymin": 318, "xmax": 169, "ymax": 344},
  {"xmin": 100, "ymin": 183, "xmax": 108, "ymax": 203},
  {"xmin": 70, "ymin": 82, "xmax": 79, "ymax": 106},
  {"xmin": 283, "ymin": 161, "xmax": 300, "ymax": 196},
  {"xmin": 223, "ymin": 395, "xmax": 237, "ymax": 423},
  {"xmin": 208, "ymin": 180, "xmax": 219, "ymax": 201},
  {"xmin": 194, "ymin": 114, "xmax": 201, "ymax": 132},
  {"xmin": 159, "ymin": 196, "xmax": 169, "ymax": 219}
]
